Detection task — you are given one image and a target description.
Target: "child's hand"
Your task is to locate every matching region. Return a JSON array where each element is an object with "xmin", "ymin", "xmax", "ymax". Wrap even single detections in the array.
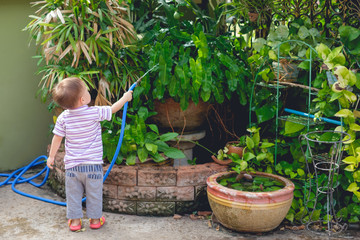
[
  {"xmin": 47, "ymin": 156, "xmax": 55, "ymax": 169},
  {"xmin": 123, "ymin": 91, "xmax": 133, "ymax": 102}
]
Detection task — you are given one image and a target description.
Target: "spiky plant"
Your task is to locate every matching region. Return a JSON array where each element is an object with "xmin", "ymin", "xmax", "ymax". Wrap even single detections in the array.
[{"xmin": 25, "ymin": 0, "xmax": 137, "ymax": 105}]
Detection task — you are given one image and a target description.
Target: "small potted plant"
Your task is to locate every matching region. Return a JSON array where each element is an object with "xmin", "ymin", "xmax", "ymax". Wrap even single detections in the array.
[
  {"xmin": 222, "ymin": 0, "xmax": 275, "ymax": 38},
  {"xmin": 211, "ymin": 137, "xmax": 246, "ymax": 165},
  {"xmin": 207, "ymin": 126, "xmax": 295, "ymax": 232}
]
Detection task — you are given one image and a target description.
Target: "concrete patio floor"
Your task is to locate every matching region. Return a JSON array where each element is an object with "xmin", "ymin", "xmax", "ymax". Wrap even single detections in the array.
[{"xmin": 1, "ymin": 169, "xmax": 360, "ymax": 240}]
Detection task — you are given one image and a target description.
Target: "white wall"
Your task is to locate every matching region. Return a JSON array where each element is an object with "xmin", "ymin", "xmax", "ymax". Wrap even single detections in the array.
[{"xmin": 0, "ymin": 0, "xmax": 51, "ymax": 171}]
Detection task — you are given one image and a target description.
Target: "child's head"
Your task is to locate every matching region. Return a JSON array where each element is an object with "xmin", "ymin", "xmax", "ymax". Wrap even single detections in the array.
[{"xmin": 52, "ymin": 77, "xmax": 90, "ymax": 109}]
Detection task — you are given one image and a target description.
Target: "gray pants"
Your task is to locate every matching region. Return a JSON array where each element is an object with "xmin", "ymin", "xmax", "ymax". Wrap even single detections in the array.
[{"xmin": 65, "ymin": 164, "xmax": 103, "ymax": 219}]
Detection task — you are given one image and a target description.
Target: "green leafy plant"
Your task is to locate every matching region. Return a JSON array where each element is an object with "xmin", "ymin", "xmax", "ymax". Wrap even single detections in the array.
[
  {"xmin": 218, "ymin": 175, "xmax": 283, "ymax": 192},
  {"xmin": 339, "ymin": 25, "xmax": 360, "ymax": 69},
  {"xmin": 222, "ymin": 126, "xmax": 275, "ymax": 174},
  {"xmin": 310, "ymin": 43, "xmax": 360, "ymax": 224},
  {"xmin": 222, "ymin": 0, "xmax": 275, "ymax": 38},
  {"xmin": 139, "ymin": 29, "xmax": 249, "ymax": 110},
  {"xmin": 24, "ymin": 0, "xmax": 137, "ymax": 104},
  {"xmin": 130, "ymin": 0, "xmax": 250, "ymax": 110},
  {"xmin": 269, "ymin": 21, "xmax": 320, "ymax": 59},
  {"xmin": 254, "ymin": 19, "xmax": 321, "ymax": 73},
  {"xmin": 316, "ymin": 43, "xmax": 357, "ymax": 111},
  {"xmin": 102, "ymin": 106, "xmax": 185, "ymax": 165},
  {"xmin": 187, "ymin": 157, "xmax": 197, "ymax": 166}
]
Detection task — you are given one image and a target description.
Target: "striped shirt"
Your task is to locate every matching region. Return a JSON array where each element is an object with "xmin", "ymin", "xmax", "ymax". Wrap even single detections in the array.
[{"xmin": 53, "ymin": 105, "xmax": 112, "ymax": 169}]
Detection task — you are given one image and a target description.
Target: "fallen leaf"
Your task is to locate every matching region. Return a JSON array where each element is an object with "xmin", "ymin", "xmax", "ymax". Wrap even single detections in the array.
[
  {"xmin": 285, "ymin": 225, "xmax": 305, "ymax": 230},
  {"xmin": 173, "ymin": 214, "xmax": 182, "ymax": 219},
  {"xmin": 189, "ymin": 214, "xmax": 198, "ymax": 220},
  {"xmin": 208, "ymin": 220, "xmax": 212, "ymax": 228}
]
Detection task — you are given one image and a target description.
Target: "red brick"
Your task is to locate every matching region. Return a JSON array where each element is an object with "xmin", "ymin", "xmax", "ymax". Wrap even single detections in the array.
[
  {"xmin": 103, "ymin": 165, "xmax": 137, "ymax": 186},
  {"xmin": 118, "ymin": 186, "xmax": 156, "ymax": 200},
  {"xmin": 157, "ymin": 186, "xmax": 194, "ymax": 201},
  {"xmin": 138, "ymin": 168, "xmax": 176, "ymax": 186},
  {"xmin": 177, "ymin": 165, "xmax": 213, "ymax": 186},
  {"xmin": 103, "ymin": 184, "xmax": 117, "ymax": 199}
]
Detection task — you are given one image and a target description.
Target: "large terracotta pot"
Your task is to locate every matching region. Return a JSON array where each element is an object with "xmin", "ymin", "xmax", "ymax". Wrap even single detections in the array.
[
  {"xmin": 207, "ymin": 171, "xmax": 294, "ymax": 232},
  {"xmin": 151, "ymin": 98, "xmax": 210, "ymax": 132}
]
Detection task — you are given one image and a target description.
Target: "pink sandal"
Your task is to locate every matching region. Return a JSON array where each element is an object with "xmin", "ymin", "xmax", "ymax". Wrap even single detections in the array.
[
  {"xmin": 89, "ymin": 216, "xmax": 105, "ymax": 229},
  {"xmin": 68, "ymin": 219, "xmax": 82, "ymax": 232}
]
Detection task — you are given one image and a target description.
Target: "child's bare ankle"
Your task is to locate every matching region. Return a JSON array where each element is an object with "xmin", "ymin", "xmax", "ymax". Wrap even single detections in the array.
[
  {"xmin": 90, "ymin": 218, "xmax": 100, "ymax": 224},
  {"xmin": 71, "ymin": 218, "xmax": 81, "ymax": 226}
]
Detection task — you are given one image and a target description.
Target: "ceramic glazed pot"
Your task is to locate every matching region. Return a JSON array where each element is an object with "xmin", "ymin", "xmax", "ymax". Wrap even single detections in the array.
[{"xmin": 207, "ymin": 171, "xmax": 294, "ymax": 232}]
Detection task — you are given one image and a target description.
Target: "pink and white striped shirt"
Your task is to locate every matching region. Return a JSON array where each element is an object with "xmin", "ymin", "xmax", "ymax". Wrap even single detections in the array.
[{"xmin": 53, "ymin": 105, "xmax": 112, "ymax": 169}]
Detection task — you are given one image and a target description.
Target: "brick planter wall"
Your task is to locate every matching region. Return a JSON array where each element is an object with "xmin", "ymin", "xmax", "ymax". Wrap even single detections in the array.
[{"xmin": 47, "ymin": 146, "xmax": 228, "ymax": 216}]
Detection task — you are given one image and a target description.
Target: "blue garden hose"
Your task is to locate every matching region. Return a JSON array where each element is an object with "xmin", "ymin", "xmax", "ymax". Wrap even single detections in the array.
[
  {"xmin": 0, "ymin": 81, "xmax": 139, "ymax": 206},
  {"xmin": 284, "ymin": 108, "xmax": 342, "ymax": 126}
]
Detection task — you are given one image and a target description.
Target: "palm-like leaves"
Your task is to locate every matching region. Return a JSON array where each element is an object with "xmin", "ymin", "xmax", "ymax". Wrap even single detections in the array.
[{"xmin": 25, "ymin": 0, "xmax": 137, "ymax": 103}]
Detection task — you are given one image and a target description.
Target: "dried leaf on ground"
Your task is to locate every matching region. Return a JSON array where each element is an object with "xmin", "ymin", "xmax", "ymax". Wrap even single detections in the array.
[
  {"xmin": 173, "ymin": 214, "xmax": 182, "ymax": 220},
  {"xmin": 197, "ymin": 211, "xmax": 212, "ymax": 217},
  {"xmin": 189, "ymin": 214, "xmax": 204, "ymax": 220},
  {"xmin": 285, "ymin": 225, "xmax": 305, "ymax": 231}
]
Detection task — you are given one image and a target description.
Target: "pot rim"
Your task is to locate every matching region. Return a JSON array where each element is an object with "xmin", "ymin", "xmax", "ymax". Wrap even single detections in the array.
[
  {"xmin": 207, "ymin": 171, "xmax": 295, "ymax": 204},
  {"xmin": 225, "ymin": 141, "xmax": 244, "ymax": 149}
]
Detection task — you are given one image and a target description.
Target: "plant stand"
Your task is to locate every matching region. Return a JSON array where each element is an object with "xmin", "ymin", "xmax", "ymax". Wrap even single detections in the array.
[
  {"xmin": 169, "ymin": 130, "xmax": 206, "ymax": 166},
  {"xmin": 300, "ymin": 130, "xmax": 349, "ymax": 236}
]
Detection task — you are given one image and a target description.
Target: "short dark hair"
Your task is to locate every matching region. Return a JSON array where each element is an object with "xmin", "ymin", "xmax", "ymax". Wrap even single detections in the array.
[{"xmin": 52, "ymin": 77, "xmax": 84, "ymax": 109}]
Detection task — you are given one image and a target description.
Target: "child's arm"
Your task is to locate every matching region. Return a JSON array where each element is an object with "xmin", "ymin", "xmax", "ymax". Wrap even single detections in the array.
[
  {"xmin": 111, "ymin": 91, "xmax": 133, "ymax": 114},
  {"xmin": 47, "ymin": 134, "xmax": 63, "ymax": 169}
]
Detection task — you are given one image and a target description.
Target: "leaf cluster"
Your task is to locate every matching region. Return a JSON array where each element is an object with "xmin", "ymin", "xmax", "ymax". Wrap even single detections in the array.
[
  {"xmin": 230, "ymin": 126, "xmax": 275, "ymax": 174},
  {"xmin": 24, "ymin": 0, "xmax": 137, "ymax": 102},
  {"xmin": 102, "ymin": 106, "xmax": 185, "ymax": 165}
]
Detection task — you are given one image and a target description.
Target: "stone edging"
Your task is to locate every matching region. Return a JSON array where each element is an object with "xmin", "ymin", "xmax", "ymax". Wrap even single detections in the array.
[{"xmin": 48, "ymin": 147, "xmax": 228, "ymax": 216}]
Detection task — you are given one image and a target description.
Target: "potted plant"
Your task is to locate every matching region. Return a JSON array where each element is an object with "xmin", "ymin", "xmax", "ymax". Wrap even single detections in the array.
[
  {"xmin": 102, "ymin": 106, "xmax": 185, "ymax": 165},
  {"xmin": 130, "ymin": 0, "xmax": 250, "ymax": 132},
  {"xmin": 222, "ymin": 0, "xmax": 275, "ymax": 38},
  {"xmin": 211, "ymin": 136, "xmax": 246, "ymax": 165},
  {"xmin": 206, "ymin": 126, "xmax": 295, "ymax": 232}
]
